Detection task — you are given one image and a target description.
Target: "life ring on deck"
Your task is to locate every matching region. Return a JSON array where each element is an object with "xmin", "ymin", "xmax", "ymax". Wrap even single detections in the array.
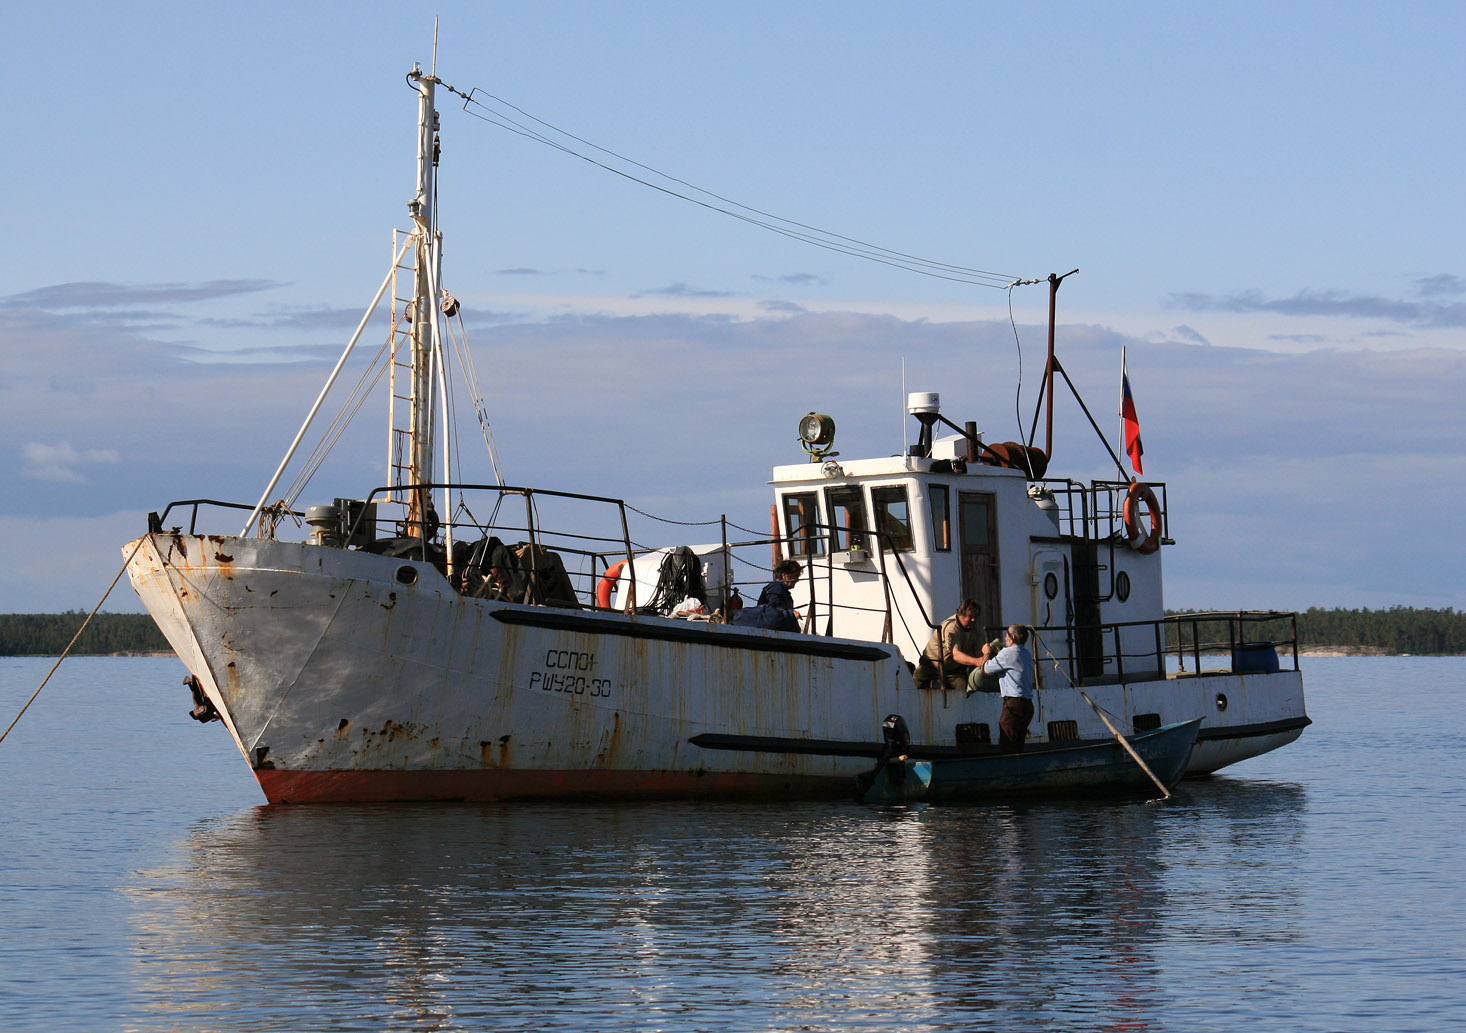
[
  {"xmin": 596, "ymin": 559, "xmax": 628, "ymax": 609},
  {"xmin": 1122, "ymin": 482, "xmax": 1162, "ymax": 554}
]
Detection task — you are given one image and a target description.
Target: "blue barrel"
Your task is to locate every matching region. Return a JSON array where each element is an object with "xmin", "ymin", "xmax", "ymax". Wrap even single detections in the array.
[{"xmin": 1233, "ymin": 642, "xmax": 1280, "ymax": 674}]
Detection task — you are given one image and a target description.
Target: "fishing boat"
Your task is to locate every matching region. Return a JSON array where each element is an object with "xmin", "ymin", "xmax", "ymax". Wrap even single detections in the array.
[
  {"xmin": 123, "ymin": 65, "xmax": 1309, "ymax": 804},
  {"xmin": 856, "ymin": 717, "xmax": 1203, "ymax": 804}
]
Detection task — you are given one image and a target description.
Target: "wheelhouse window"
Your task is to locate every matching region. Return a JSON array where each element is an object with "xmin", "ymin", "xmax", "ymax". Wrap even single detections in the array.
[
  {"xmin": 961, "ymin": 496, "xmax": 992, "ymax": 547},
  {"xmin": 781, "ymin": 492, "xmax": 824, "ymax": 557},
  {"xmin": 870, "ymin": 485, "xmax": 915, "ymax": 552},
  {"xmin": 929, "ymin": 485, "xmax": 951, "ymax": 552},
  {"xmin": 823, "ymin": 485, "xmax": 869, "ymax": 552}
]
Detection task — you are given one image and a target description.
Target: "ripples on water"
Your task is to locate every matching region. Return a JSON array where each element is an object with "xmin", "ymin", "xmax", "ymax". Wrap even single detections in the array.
[{"xmin": 1, "ymin": 656, "xmax": 1463, "ymax": 1032}]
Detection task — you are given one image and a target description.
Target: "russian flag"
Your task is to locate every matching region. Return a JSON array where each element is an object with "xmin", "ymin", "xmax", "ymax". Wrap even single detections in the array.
[{"xmin": 1120, "ymin": 349, "xmax": 1144, "ymax": 476}]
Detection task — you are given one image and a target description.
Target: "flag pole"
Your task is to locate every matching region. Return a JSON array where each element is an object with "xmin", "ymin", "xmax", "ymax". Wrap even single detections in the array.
[
  {"xmin": 1119, "ymin": 346, "xmax": 1144, "ymax": 479},
  {"xmin": 1119, "ymin": 346, "xmax": 1128, "ymax": 481}
]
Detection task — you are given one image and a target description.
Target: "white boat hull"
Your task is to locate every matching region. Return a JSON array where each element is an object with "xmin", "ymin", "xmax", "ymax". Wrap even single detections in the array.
[{"xmin": 127, "ymin": 533, "xmax": 1308, "ymax": 803}]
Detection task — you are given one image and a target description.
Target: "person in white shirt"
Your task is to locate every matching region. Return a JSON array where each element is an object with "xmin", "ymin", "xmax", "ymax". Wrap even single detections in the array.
[{"xmin": 982, "ymin": 624, "xmax": 1036, "ymax": 753}]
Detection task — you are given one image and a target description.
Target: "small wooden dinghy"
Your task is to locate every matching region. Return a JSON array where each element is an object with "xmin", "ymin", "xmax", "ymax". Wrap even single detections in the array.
[{"xmin": 858, "ymin": 717, "xmax": 1203, "ymax": 804}]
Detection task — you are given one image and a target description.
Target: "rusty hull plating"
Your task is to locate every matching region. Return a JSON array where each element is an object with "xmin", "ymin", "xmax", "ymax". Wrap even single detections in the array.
[{"xmin": 125, "ymin": 530, "xmax": 955, "ymax": 804}]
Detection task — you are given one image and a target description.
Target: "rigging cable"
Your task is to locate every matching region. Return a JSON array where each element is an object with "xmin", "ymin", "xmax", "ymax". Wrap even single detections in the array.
[
  {"xmin": 444, "ymin": 302, "xmax": 505, "ymax": 483},
  {"xmin": 1002, "ymin": 274, "xmax": 1050, "ymax": 478},
  {"xmin": 428, "ymin": 78, "xmax": 1025, "ymax": 289},
  {"xmin": 1005, "ymin": 282, "xmax": 1037, "ymax": 477},
  {"xmin": 280, "ymin": 338, "xmax": 393, "ymax": 511}
]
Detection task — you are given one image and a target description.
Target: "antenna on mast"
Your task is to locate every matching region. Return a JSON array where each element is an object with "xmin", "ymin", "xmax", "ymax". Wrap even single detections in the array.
[{"xmin": 432, "ymin": 17, "xmax": 439, "ymax": 76}]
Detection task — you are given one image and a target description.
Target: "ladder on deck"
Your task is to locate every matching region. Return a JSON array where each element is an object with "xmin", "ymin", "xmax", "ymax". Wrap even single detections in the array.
[{"xmin": 387, "ymin": 228, "xmax": 419, "ymax": 519}]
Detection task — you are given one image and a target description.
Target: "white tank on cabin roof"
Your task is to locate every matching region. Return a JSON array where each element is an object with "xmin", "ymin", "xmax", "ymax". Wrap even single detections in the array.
[{"xmin": 930, "ymin": 432, "xmax": 983, "ymax": 461}]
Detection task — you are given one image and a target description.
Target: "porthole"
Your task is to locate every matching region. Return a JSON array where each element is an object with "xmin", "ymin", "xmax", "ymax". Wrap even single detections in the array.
[
  {"xmin": 395, "ymin": 565, "xmax": 419, "ymax": 586},
  {"xmin": 1215, "ymin": 692, "xmax": 1229, "ymax": 712},
  {"xmin": 1116, "ymin": 571, "xmax": 1131, "ymax": 603},
  {"xmin": 1044, "ymin": 572, "xmax": 1059, "ymax": 600}
]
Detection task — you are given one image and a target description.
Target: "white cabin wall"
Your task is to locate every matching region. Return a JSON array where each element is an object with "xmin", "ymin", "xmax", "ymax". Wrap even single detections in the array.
[
  {"xmin": 893, "ymin": 466, "xmax": 1033, "ymax": 638},
  {"xmin": 1029, "ymin": 546, "xmax": 1075, "ymax": 684},
  {"xmin": 772, "ymin": 463, "xmax": 983, "ymax": 665},
  {"xmin": 767, "ymin": 461, "xmax": 1177, "ymax": 679},
  {"xmin": 989, "ymin": 470, "xmax": 1053, "ymax": 634},
  {"xmin": 1101, "ymin": 545, "xmax": 1166, "ymax": 679}
]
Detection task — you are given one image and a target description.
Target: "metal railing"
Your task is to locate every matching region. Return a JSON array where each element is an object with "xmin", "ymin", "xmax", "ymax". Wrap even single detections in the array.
[
  {"xmin": 148, "ymin": 500, "xmax": 300, "ymax": 537},
  {"xmin": 1165, "ymin": 610, "xmax": 1301, "ymax": 674},
  {"xmin": 142, "ymin": 491, "xmax": 1296, "ymax": 685},
  {"xmin": 140, "ymin": 491, "xmax": 943, "ymax": 642},
  {"xmin": 1032, "ymin": 610, "xmax": 1300, "ymax": 686},
  {"xmin": 1036, "ymin": 477, "xmax": 1170, "ymax": 544}
]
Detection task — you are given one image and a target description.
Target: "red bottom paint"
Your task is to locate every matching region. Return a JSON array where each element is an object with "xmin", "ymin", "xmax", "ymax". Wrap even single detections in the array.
[{"xmin": 256, "ymin": 768, "xmax": 854, "ymax": 804}]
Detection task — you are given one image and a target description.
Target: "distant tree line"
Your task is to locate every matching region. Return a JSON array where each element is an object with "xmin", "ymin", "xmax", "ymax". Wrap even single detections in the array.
[
  {"xmin": 0, "ymin": 613, "xmax": 171, "ymax": 656},
  {"xmin": 1294, "ymin": 606, "xmax": 1466, "ymax": 654},
  {"xmin": 1165, "ymin": 607, "xmax": 1466, "ymax": 656},
  {"xmin": 3, "ymin": 606, "xmax": 1463, "ymax": 657}
]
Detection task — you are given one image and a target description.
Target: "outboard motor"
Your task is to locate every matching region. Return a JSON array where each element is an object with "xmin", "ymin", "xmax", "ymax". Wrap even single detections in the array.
[
  {"xmin": 880, "ymin": 713, "xmax": 912, "ymax": 785},
  {"xmin": 881, "ymin": 713, "xmax": 910, "ymax": 751}
]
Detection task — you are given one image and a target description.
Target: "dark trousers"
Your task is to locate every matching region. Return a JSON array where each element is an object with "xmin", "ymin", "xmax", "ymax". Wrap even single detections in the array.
[
  {"xmin": 999, "ymin": 697, "xmax": 1035, "ymax": 753},
  {"xmin": 914, "ymin": 658, "xmax": 973, "ymax": 694}
]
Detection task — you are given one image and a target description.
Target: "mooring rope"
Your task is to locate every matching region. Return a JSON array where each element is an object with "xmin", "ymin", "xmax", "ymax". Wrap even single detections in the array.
[{"xmin": 0, "ymin": 537, "xmax": 147, "ymax": 747}]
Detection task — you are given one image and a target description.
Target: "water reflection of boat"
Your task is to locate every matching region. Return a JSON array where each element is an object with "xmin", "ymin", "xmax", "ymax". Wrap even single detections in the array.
[
  {"xmin": 123, "ymin": 59, "xmax": 1308, "ymax": 804},
  {"xmin": 858, "ymin": 717, "xmax": 1201, "ymax": 803},
  {"xmin": 120, "ymin": 777, "xmax": 1310, "ymax": 1030}
]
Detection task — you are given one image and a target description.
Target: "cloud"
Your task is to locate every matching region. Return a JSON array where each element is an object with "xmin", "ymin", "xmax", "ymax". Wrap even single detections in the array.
[
  {"xmin": 1169, "ymin": 286, "xmax": 1466, "ymax": 327},
  {"xmin": 759, "ymin": 299, "xmax": 809, "ymax": 314},
  {"xmin": 3, "ymin": 298, "xmax": 1463, "ymax": 611},
  {"xmin": 1162, "ymin": 451, "xmax": 1466, "ymax": 610},
  {"xmin": 0, "ymin": 510, "xmax": 153, "ymax": 612},
  {"xmin": 2, "ymin": 280, "xmax": 280, "ymax": 309},
  {"xmin": 1169, "ymin": 324, "xmax": 1209, "ymax": 345},
  {"xmin": 199, "ymin": 307, "xmax": 370, "ymax": 331},
  {"xmin": 1267, "ymin": 333, "xmax": 1327, "ymax": 344},
  {"xmin": 22, "ymin": 441, "xmax": 121, "ymax": 483},
  {"xmin": 1414, "ymin": 274, "xmax": 1466, "ymax": 298},
  {"xmin": 753, "ymin": 272, "xmax": 827, "ymax": 286},
  {"xmin": 636, "ymin": 282, "xmax": 736, "ymax": 298},
  {"xmin": 493, "ymin": 267, "xmax": 607, "ymax": 277}
]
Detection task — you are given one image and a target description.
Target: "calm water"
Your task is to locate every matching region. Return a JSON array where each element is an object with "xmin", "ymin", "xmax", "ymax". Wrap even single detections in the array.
[{"xmin": 1, "ymin": 655, "xmax": 1462, "ymax": 1032}]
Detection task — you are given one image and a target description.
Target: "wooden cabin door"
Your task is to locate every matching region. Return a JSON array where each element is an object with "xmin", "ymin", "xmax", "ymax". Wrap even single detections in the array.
[{"xmin": 958, "ymin": 491, "xmax": 1002, "ymax": 637}]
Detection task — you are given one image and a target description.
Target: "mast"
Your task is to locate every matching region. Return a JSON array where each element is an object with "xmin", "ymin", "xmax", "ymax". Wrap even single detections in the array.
[
  {"xmin": 1042, "ymin": 268, "xmax": 1079, "ymax": 459},
  {"xmin": 406, "ymin": 65, "xmax": 439, "ymax": 537}
]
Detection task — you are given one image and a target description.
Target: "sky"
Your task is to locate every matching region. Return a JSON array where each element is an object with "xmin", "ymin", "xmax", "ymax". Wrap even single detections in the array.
[{"xmin": 3, "ymin": 1, "xmax": 1464, "ymax": 614}]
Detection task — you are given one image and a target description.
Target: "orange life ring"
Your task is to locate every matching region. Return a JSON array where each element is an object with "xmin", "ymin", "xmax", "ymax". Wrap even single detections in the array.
[
  {"xmin": 596, "ymin": 559, "xmax": 628, "ymax": 609},
  {"xmin": 1122, "ymin": 482, "xmax": 1162, "ymax": 554}
]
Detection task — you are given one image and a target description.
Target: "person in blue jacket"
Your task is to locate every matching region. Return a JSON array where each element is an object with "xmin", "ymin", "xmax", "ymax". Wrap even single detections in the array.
[{"xmin": 732, "ymin": 560, "xmax": 803, "ymax": 631}]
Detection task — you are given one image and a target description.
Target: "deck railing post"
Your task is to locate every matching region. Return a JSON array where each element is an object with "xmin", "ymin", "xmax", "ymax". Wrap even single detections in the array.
[
  {"xmin": 824, "ymin": 530, "xmax": 834, "ymax": 636},
  {"xmin": 618, "ymin": 501, "xmax": 636, "ymax": 611}
]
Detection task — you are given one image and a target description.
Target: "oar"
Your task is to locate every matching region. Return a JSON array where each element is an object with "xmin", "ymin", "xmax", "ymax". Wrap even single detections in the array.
[{"xmin": 1080, "ymin": 691, "xmax": 1171, "ymax": 800}]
